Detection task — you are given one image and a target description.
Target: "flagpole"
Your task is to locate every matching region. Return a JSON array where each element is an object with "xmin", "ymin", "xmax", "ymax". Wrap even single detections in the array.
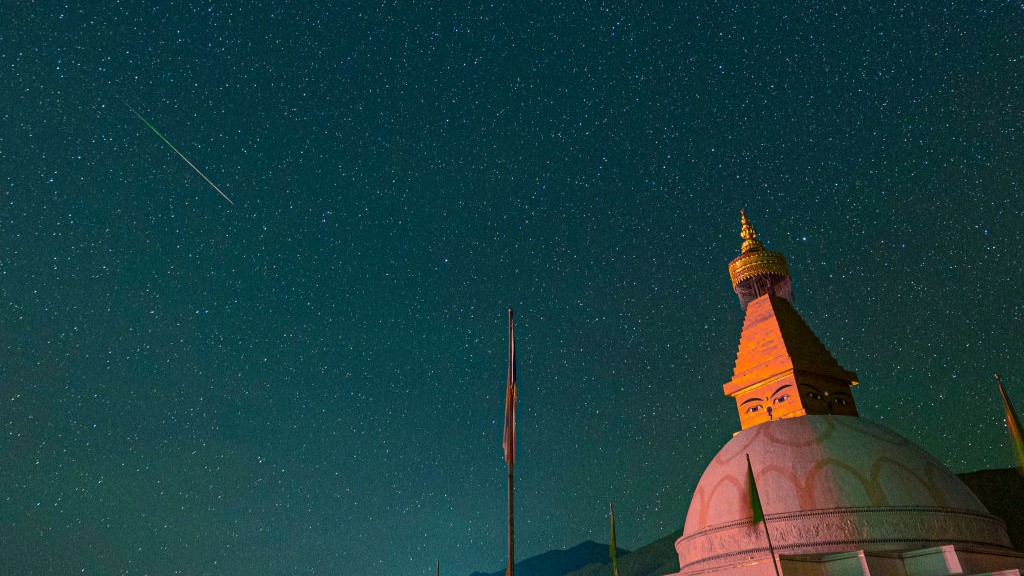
[
  {"xmin": 508, "ymin": 461, "xmax": 514, "ymax": 576},
  {"xmin": 504, "ymin": 308, "xmax": 517, "ymax": 576},
  {"xmin": 747, "ymin": 454, "xmax": 780, "ymax": 576},
  {"xmin": 761, "ymin": 512, "xmax": 781, "ymax": 576}
]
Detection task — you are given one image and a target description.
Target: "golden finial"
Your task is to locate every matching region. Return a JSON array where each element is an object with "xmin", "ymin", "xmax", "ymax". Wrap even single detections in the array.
[
  {"xmin": 728, "ymin": 209, "xmax": 792, "ymax": 309},
  {"xmin": 739, "ymin": 209, "xmax": 764, "ymax": 253}
]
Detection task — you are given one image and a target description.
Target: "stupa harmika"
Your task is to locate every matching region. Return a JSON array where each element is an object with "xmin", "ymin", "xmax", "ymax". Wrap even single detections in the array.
[{"xmin": 668, "ymin": 212, "xmax": 1024, "ymax": 576}]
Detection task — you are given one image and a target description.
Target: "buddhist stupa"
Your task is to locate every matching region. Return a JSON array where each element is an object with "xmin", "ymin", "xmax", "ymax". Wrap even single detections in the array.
[{"xmin": 668, "ymin": 213, "xmax": 1024, "ymax": 576}]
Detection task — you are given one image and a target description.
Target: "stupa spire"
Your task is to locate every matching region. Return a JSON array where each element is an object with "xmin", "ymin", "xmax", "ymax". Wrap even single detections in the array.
[
  {"xmin": 728, "ymin": 211, "xmax": 792, "ymax": 310},
  {"xmin": 724, "ymin": 211, "xmax": 858, "ymax": 429}
]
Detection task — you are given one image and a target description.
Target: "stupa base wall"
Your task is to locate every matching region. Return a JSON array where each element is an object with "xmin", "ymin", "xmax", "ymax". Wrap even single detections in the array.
[
  {"xmin": 675, "ymin": 506, "xmax": 1011, "ymax": 576},
  {"xmin": 666, "ymin": 544, "xmax": 1024, "ymax": 576}
]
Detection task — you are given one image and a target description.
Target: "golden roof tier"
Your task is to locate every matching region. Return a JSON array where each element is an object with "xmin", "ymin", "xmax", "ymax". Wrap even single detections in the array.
[{"xmin": 728, "ymin": 210, "xmax": 792, "ymax": 310}]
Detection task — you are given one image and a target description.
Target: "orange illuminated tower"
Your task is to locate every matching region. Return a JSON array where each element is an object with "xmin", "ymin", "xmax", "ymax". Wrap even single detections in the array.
[{"xmin": 724, "ymin": 212, "xmax": 859, "ymax": 430}]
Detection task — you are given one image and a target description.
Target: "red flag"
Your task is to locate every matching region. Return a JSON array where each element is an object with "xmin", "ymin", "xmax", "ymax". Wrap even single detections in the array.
[{"xmin": 503, "ymin": 308, "xmax": 517, "ymax": 467}]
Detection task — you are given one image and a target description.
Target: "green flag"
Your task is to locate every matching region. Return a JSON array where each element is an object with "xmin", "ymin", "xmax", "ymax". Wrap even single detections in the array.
[
  {"xmin": 747, "ymin": 455, "xmax": 780, "ymax": 575},
  {"xmin": 609, "ymin": 501, "xmax": 620, "ymax": 576},
  {"xmin": 746, "ymin": 454, "xmax": 764, "ymax": 524},
  {"xmin": 996, "ymin": 374, "xmax": 1024, "ymax": 473}
]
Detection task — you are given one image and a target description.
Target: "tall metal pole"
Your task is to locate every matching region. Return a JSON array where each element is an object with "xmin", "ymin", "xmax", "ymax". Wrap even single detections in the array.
[{"xmin": 507, "ymin": 464, "xmax": 514, "ymax": 576}]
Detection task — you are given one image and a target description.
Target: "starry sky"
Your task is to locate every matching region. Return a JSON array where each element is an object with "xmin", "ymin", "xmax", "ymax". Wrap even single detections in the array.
[{"xmin": 2, "ymin": 2, "xmax": 1023, "ymax": 575}]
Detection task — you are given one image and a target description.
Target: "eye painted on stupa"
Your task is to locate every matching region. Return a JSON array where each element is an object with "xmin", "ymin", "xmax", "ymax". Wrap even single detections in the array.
[
  {"xmin": 741, "ymin": 396, "xmax": 765, "ymax": 414},
  {"xmin": 832, "ymin": 395, "xmax": 851, "ymax": 406},
  {"xmin": 799, "ymin": 384, "xmax": 825, "ymax": 401},
  {"xmin": 770, "ymin": 384, "xmax": 793, "ymax": 404}
]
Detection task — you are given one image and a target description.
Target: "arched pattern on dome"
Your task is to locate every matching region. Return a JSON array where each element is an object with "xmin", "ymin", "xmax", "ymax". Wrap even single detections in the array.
[
  {"xmin": 676, "ymin": 416, "xmax": 1008, "ymax": 575},
  {"xmin": 805, "ymin": 457, "xmax": 873, "ymax": 508},
  {"xmin": 683, "ymin": 416, "xmax": 987, "ymax": 535}
]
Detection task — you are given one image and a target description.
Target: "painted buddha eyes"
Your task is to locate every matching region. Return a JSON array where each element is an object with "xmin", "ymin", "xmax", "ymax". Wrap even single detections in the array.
[
  {"xmin": 743, "ymin": 384, "xmax": 794, "ymax": 415},
  {"xmin": 742, "ymin": 384, "xmax": 853, "ymax": 420}
]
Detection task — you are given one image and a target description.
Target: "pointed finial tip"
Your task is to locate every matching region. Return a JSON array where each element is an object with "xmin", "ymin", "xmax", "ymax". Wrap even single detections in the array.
[{"xmin": 738, "ymin": 210, "xmax": 763, "ymax": 253}]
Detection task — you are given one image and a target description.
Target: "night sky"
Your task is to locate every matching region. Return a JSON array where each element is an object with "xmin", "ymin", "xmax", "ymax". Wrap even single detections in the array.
[{"xmin": 2, "ymin": 2, "xmax": 1023, "ymax": 575}]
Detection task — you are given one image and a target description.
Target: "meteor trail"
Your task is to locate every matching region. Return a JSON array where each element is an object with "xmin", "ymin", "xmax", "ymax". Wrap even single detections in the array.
[{"xmin": 124, "ymin": 102, "xmax": 234, "ymax": 205}]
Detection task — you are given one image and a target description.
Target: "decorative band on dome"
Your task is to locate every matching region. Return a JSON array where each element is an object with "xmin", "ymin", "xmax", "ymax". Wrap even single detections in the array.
[{"xmin": 728, "ymin": 250, "xmax": 789, "ymax": 289}]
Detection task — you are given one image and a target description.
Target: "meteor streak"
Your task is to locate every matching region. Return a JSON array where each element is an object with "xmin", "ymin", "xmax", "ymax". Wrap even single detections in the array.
[{"xmin": 124, "ymin": 102, "xmax": 234, "ymax": 205}]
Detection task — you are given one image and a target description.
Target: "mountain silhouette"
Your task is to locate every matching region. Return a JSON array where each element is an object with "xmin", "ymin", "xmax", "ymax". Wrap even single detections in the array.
[{"xmin": 468, "ymin": 540, "xmax": 630, "ymax": 576}]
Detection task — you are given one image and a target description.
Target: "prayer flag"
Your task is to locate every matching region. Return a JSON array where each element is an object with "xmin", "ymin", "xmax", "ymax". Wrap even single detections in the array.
[
  {"xmin": 747, "ymin": 455, "xmax": 764, "ymax": 524},
  {"xmin": 609, "ymin": 501, "xmax": 620, "ymax": 576},
  {"xmin": 503, "ymin": 309, "xmax": 517, "ymax": 467},
  {"xmin": 996, "ymin": 374, "xmax": 1024, "ymax": 472}
]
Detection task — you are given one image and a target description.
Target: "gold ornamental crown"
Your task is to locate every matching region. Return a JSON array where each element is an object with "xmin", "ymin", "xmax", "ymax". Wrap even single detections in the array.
[{"xmin": 728, "ymin": 210, "xmax": 790, "ymax": 289}]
